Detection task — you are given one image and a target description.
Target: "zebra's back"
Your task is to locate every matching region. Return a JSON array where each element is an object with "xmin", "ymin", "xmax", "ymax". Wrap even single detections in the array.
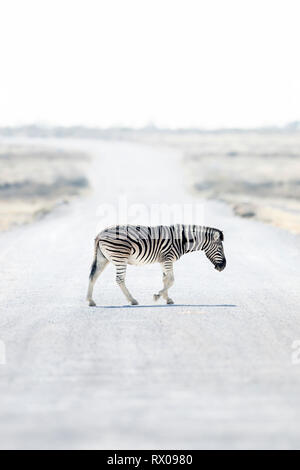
[{"xmin": 98, "ymin": 224, "xmax": 180, "ymax": 265}]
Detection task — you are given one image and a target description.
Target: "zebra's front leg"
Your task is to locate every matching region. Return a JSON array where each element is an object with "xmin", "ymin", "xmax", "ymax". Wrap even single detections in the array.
[
  {"xmin": 154, "ymin": 262, "xmax": 174, "ymax": 304},
  {"xmin": 115, "ymin": 263, "xmax": 138, "ymax": 305}
]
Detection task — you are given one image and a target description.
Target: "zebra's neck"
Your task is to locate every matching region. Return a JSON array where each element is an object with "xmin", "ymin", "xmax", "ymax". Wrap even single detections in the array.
[{"xmin": 185, "ymin": 225, "xmax": 205, "ymax": 253}]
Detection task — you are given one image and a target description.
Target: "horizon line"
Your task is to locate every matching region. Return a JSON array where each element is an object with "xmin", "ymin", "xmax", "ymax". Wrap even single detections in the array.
[{"xmin": 0, "ymin": 121, "xmax": 300, "ymax": 133}]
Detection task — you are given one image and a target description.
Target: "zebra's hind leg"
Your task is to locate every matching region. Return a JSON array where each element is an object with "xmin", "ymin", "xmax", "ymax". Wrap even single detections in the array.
[
  {"xmin": 115, "ymin": 262, "xmax": 138, "ymax": 305},
  {"xmin": 154, "ymin": 261, "xmax": 174, "ymax": 304},
  {"xmin": 87, "ymin": 249, "xmax": 109, "ymax": 306}
]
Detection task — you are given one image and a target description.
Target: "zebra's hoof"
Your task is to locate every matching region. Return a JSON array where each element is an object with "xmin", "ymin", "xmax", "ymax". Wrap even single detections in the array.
[
  {"xmin": 167, "ymin": 298, "xmax": 174, "ymax": 304},
  {"xmin": 88, "ymin": 300, "xmax": 96, "ymax": 307},
  {"xmin": 131, "ymin": 299, "xmax": 139, "ymax": 305},
  {"xmin": 153, "ymin": 294, "xmax": 160, "ymax": 302}
]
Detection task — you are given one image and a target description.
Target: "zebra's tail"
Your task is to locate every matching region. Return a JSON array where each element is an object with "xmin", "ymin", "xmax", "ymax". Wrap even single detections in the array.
[{"xmin": 89, "ymin": 236, "xmax": 101, "ymax": 280}]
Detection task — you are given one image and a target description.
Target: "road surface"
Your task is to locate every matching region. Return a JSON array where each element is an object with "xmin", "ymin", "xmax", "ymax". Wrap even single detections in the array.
[{"xmin": 0, "ymin": 138, "xmax": 300, "ymax": 450}]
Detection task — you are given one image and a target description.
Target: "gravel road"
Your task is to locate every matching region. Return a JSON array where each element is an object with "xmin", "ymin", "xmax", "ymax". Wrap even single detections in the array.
[{"xmin": 0, "ymin": 139, "xmax": 300, "ymax": 449}]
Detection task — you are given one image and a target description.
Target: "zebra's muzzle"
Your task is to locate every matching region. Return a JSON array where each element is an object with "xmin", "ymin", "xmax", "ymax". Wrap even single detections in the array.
[{"xmin": 215, "ymin": 259, "xmax": 226, "ymax": 271}]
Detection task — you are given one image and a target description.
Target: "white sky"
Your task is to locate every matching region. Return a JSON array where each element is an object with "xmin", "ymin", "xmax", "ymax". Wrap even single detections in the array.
[{"xmin": 0, "ymin": 0, "xmax": 299, "ymax": 128}]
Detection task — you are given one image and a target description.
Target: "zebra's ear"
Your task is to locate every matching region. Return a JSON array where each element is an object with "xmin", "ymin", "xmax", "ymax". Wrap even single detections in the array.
[{"xmin": 213, "ymin": 230, "xmax": 223, "ymax": 242}]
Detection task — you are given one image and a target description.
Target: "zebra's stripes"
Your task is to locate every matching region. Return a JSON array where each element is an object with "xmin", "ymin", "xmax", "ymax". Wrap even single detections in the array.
[{"xmin": 87, "ymin": 224, "xmax": 226, "ymax": 306}]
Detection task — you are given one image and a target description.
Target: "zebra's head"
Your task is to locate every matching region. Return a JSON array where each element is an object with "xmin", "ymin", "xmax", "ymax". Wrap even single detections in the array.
[{"xmin": 203, "ymin": 229, "xmax": 226, "ymax": 272}]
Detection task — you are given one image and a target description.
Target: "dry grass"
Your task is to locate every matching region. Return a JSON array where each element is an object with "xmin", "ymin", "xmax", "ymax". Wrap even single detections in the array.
[
  {"xmin": 132, "ymin": 131, "xmax": 300, "ymax": 234},
  {"xmin": 0, "ymin": 144, "xmax": 90, "ymax": 231}
]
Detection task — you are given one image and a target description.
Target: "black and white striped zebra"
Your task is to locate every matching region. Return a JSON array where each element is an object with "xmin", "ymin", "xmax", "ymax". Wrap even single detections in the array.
[{"xmin": 87, "ymin": 224, "xmax": 226, "ymax": 306}]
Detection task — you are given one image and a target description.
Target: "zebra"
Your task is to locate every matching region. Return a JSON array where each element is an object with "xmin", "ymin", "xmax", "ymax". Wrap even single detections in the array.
[{"xmin": 86, "ymin": 224, "xmax": 226, "ymax": 306}]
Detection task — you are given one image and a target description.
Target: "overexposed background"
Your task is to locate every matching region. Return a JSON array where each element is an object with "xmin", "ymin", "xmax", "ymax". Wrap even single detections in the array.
[{"xmin": 0, "ymin": 0, "xmax": 299, "ymax": 129}]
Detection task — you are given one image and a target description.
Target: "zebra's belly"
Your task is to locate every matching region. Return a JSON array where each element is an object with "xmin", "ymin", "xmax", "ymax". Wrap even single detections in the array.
[{"xmin": 127, "ymin": 252, "xmax": 159, "ymax": 265}]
